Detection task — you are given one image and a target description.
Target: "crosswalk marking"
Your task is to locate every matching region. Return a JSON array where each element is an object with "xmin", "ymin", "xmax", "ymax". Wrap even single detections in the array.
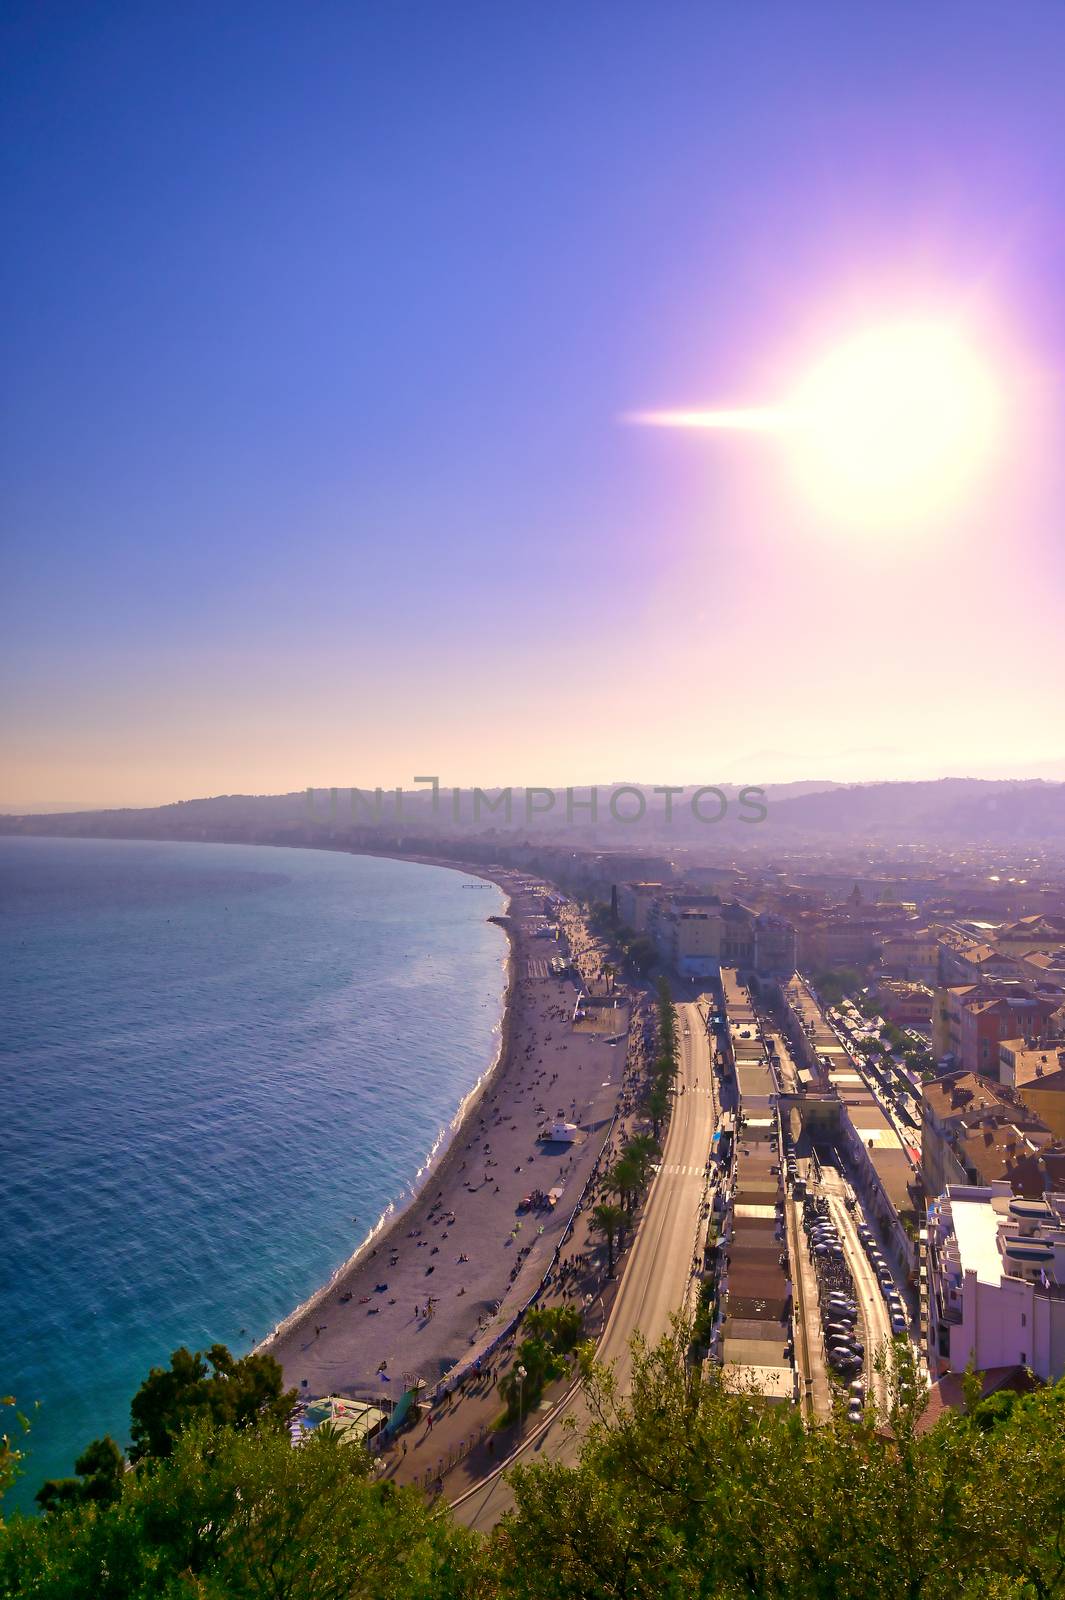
[{"xmin": 660, "ymin": 1163, "xmax": 707, "ymax": 1177}]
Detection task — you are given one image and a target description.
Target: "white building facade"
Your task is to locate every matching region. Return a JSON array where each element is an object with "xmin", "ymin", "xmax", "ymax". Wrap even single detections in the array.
[{"xmin": 925, "ymin": 1182, "xmax": 1065, "ymax": 1382}]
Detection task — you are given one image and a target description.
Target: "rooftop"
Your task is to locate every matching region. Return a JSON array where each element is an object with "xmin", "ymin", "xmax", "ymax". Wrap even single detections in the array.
[{"xmin": 950, "ymin": 1193, "xmax": 1006, "ymax": 1285}]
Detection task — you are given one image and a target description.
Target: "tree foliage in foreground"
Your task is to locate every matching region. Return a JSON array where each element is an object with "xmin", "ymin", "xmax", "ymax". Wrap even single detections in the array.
[
  {"xmin": 492, "ymin": 1328, "xmax": 1065, "ymax": 1600},
  {"xmin": 2, "ymin": 1422, "xmax": 485, "ymax": 1600},
  {"xmin": 30, "ymin": 1341, "xmax": 295, "ymax": 1514},
  {"xmin": 4, "ymin": 1330, "xmax": 1065, "ymax": 1598},
  {"xmin": 127, "ymin": 1342, "xmax": 296, "ymax": 1463}
]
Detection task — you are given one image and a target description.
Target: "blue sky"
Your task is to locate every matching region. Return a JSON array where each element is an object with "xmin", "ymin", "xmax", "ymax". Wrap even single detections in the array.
[{"xmin": 3, "ymin": 2, "xmax": 1064, "ymax": 804}]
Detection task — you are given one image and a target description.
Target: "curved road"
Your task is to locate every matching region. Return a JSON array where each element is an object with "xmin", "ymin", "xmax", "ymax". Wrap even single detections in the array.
[{"xmin": 453, "ymin": 998, "xmax": 716, "ymax": 1530}]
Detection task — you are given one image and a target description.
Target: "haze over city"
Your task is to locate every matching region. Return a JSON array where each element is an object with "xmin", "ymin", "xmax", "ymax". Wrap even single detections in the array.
[{"xmin": 3, "ymin": 3, "xmax": 1065, "ymax": 809}]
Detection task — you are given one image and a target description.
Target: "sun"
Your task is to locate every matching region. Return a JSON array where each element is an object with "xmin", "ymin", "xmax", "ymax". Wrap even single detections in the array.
[
  {"xmin": 785, "ymin": 320, "xmax": 1001, "ymax": 529},
  {"xmin": 625, "ymin": 315, "xmax": 1005, "ymax": 533}
]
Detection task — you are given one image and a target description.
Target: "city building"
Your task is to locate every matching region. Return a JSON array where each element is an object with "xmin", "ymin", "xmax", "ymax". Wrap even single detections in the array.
[
  {"xmin": 874, "ymin": 977, "xmax": 934, "ymax": 1028},
  {"xmin": 1018, "ymin": 949, "xmax": 1065, "ymax": 991},
  {"xmin": 960, "ymin": 993, "xmax": 1061, "ymax": 1077},
  {"xmin": 720, "ymin": 901, "xmax": 756, "ymax": 966},
  {"xmin": 931, "ymin": 982, "xmax": 1060, "ymax": 1074},
  {"xmin": 999, "ymin": 1039, "xmax": 1065, "ymax": 1140},
  {"xmin": 659, "ymin": 906, "xmax": 722, "ymax": 978},
  {"xmin": 879, "ymin": 930, "xmax": 940, "ymax": 985},
  {"xmin": 616, "ymin": 881, "xmax": 665, "ymax": 933},
  {"xmin": 935, "ymin": 929, "xmax": 1022, "ymax": 986},
  {"xmin": 924, "ymin": 1182, "xmax": 1065, "ymax": 1383},
  {"xmin": 752, "ymin": 913, "xmax": 797, "ymax": 979},
  {"xmin": 921, "ymin": 1072, "xmax": 1053, "ymax": 1197},
  {"xmin": 995, "ymin": 915, "xmax": 1065, "ymax": 956}
]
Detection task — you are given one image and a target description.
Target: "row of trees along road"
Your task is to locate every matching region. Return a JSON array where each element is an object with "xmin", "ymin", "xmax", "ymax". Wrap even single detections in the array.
[
  {"xmin": 5, "ymin": 1328, "xmax": 1065, "ymax": 1598},
  {"xmin": 589, "ymin": 978, "xmax": 676, "ymax": 1276}
]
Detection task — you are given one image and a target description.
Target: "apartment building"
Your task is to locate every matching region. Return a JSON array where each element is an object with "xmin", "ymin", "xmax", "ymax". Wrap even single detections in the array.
[
  {"xmin": 925, "ymin": 1182, "xmax": 1065, "ymax": 1382},
  {"xmin": 616, "ymin": 881, "xmax": 665, "ymax": 933},
  {"xmin": 995, "ymin": 915, "xmax": 1065, "ymax": 956},
  {"xmin": 936, "ymin": 929, "xmax": 1022, "ymax": 986},
  {"xmin": 752, "ymin": 913, "xmax": 797, "ymax": 979},
  {"xmin": 879, "ymin": 930, "xmax": 939, "ymax": 985},
  {"xmin": 720, "ymin": 901, "xmax": 755, "ymax": 966},
  {"xmin": 999, "ymin": 1039, "xmax": 1065, "ymax": 1139},
  {"xmin": 657, "ymin": 906, "xmax": 723, "ymax": 978},
  {"xmin": 960, "ymin": 994, "xmax": 1061, "ymax": 1077},
  {"xmin": 921, "ymin": 1072, "xmax": 1053, "ymax": 1197},
  {"xmin": 931, "ymin": 982, "xmax": 1060, "ymax": 1073},
  {"xmin": 874, "ymin": 977, "xmax": 934, "ymax": 1028}
]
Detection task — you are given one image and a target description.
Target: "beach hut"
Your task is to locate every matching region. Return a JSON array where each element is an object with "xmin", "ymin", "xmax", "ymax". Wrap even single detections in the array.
[{"xmin": 541, "ymin": 1120, "xmax": 579, "ymax": 1144}]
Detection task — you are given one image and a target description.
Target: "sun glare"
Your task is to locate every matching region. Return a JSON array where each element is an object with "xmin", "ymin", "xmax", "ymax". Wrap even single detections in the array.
[
  {"xmin": 627, "ymin": 316, "xmax": 1004, "ymax": 533},
  {"xmin": 787, "ymin": 320, "xmax": 1001, "ymax": 528}
]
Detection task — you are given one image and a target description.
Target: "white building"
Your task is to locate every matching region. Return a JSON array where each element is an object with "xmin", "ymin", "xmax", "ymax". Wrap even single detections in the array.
[{"xmin": 925, "ymin": 1182, "xmax": 1065, "ymax": 1382}]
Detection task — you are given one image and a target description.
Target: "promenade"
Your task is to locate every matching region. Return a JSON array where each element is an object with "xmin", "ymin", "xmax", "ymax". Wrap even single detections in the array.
[
  {"xmin": 268, "ymin": 878, "xmax": 634, "ymax": 1416},
  {"xmin": 447, "ymin": 997, "xmax": 716, "ymax": 1528}
]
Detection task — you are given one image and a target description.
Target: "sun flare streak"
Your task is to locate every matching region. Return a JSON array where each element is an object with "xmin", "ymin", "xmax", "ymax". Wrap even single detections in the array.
[
  {"xmin": 624, "ymin": 407, "xmax": 791, "ymax": 431},
  {"xmin": 625, "ymin": 319, "xmax": 1004, "ymax": 529}
]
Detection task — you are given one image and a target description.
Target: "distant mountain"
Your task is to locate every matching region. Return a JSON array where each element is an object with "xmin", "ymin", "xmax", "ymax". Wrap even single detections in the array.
[
  {"xmin": 2, "ymin": 777, "xmax": 1063, "ymax": 848},
  {"xmin": 765, "ymin": 778, "xmax": 1065, "ymax": 839}
]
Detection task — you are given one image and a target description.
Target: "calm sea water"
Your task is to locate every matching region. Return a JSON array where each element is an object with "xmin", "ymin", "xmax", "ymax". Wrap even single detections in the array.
[{"xmin": 0, "ymin": 836, "xmax": 506, "ymax": 1510}]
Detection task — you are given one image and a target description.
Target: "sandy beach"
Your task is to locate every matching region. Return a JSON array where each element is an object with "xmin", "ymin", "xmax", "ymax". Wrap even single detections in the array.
[{"xmin": 265, "ymin": 867, "xmax": 633, "ymax": 1409}]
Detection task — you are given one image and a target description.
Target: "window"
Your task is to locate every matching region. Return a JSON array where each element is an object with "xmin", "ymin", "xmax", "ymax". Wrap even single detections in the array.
[{"xmin": 1021, "ymin": 1313, "xmax": 1026, "ymax": 1327}]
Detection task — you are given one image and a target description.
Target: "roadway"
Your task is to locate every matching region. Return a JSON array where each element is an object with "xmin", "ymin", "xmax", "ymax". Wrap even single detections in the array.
[{"xmin": 452, "ymin": 998, "xmax": 716, "ymax": 1529}]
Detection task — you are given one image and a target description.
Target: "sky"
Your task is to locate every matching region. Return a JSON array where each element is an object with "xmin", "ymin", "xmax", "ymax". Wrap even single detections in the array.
[{"xmin": 2, "ymin": 1, "xmax": 1065, "ymax": 808}]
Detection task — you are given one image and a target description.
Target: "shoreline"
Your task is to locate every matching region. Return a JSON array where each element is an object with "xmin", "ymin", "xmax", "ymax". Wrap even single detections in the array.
[
  {"xmin": 253, "ymin": 869, "xmax": 519, "ymax": 1359},
  {"xmin": 7, "ymin": 829, "xmax": 631, "ymax": 1409},
  {"xmin": 260, "ymin": 856, "xmax": 631, "ymax": 1406}
]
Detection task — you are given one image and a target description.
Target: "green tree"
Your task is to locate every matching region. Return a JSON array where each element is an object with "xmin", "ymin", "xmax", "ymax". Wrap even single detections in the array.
[
  {"xmin": 605, "ymin": 1155, "xmax": 642, "ymax": 1216},
  {"xmin": 624, "ymin": 936, "xmax": 656, "ymax": 976},
  {"xmin": 811, "ymin": 968, "xmax": 864, "ymax": 1006},
  {"xmin": 524, "ymin": 1305, "xmax": 583, "ymax": 1355},
  {"xmin": 36, "ymin": 1435, "xmax": 124, "ymax": 1514},
  {"xmin": 128, "ymin": 1342, "xmax": 296, "ymax": 1462},
  {"xmin": 623, "ymin": 1134, "xmax": 660, "ymax": 1189},
  {"xmin": 590, "ymin": 1204, "xmax": 627, "ymax": 1277},
  {"xmin": 1, "ymin": 1397, "xmax": 30, "ymax": 1525},
  {"xmin": 1, "ymin": 1422, "xmax": 484, "ymax": 1600},
  {"xmin": 498, "ymin": 1338, "xmax": 567, "ymax": 1425},
  {"xmin": 644, "ymin": 1082, "xmax": 670, "ymax": 1141},
  {"xmin": 492, "ymin": 1326, "xmax": 1065, "ymax": 1600}
]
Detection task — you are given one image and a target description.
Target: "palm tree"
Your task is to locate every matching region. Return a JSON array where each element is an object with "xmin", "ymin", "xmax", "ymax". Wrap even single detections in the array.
[
  {"xmin": 625, "ymin": 1133, "xmax": 660, "ymax": 1187},
  {"xmin": 645, "ymin": 1082, "xmax": 670, "ymax": 1141},
  {"xmin": 606, "ymin": 1155, "xmax": 642, "ymax": 1215},
  {"xmin": 591, "ymin": 1203, "xmax": 627, "ymax": 1277},
  {"xmin": 524, "ymin": 1304, "xmax": 582, "ymax": 1353}
]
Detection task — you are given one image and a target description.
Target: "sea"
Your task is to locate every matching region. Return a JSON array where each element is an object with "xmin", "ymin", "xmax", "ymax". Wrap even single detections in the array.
[{"xmin": 0, "ymin": 835, "xmax": 507, "ymax": 1512}]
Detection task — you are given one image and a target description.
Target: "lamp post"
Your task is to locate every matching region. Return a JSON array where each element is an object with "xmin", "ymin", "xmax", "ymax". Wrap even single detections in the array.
[{"xmin": 515, "ymin": 1363, "xmax": 527, "ymax": 1428}]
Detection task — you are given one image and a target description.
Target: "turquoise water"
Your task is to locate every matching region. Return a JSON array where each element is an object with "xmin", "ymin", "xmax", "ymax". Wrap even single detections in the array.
[{"xmin": 0, "ymin": 836, "xmax": 506, "ymax": 1511}]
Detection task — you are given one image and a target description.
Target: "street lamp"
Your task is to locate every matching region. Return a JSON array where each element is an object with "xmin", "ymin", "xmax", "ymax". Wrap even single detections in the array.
[{"xmin": 515, "ymin": 1363, "xmax": 527, "ymax": 1428}]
